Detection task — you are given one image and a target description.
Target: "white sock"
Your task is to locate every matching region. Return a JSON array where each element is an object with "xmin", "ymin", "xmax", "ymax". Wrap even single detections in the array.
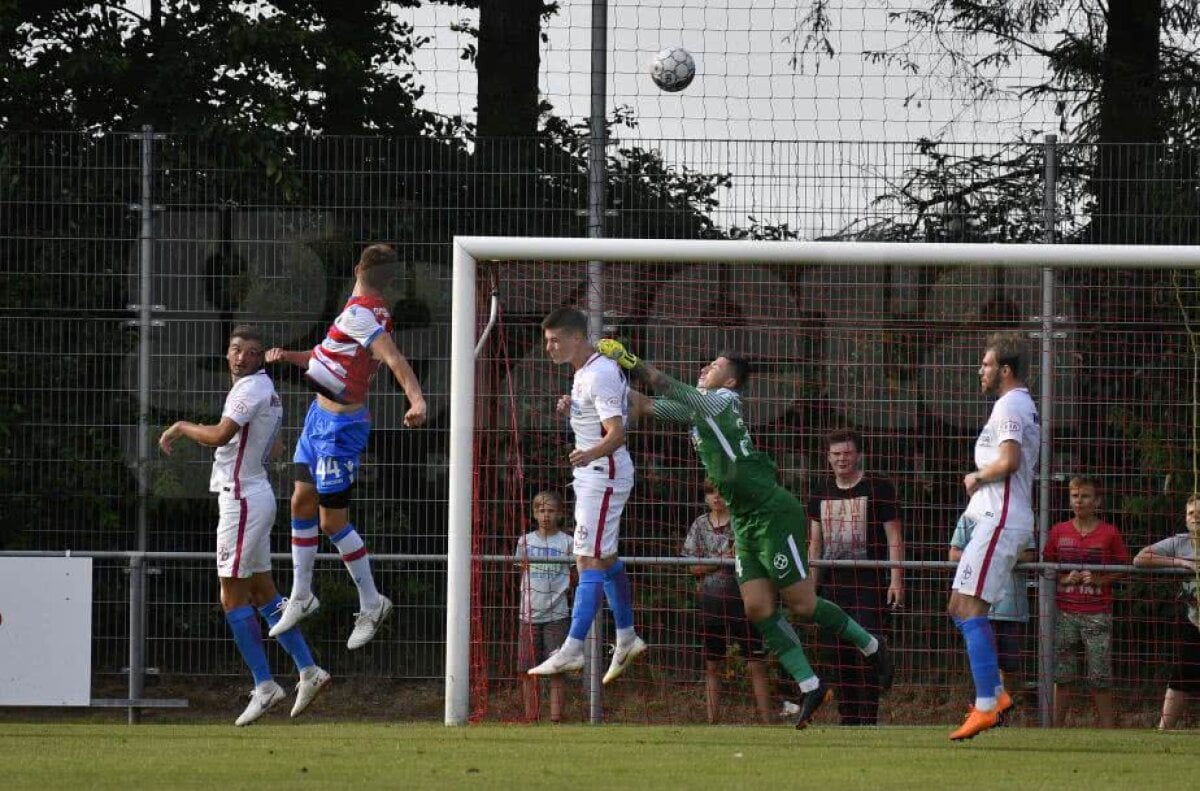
[
  {"xmin": 798, "ymin": 675, "xmax": 821, "ymax": 694},
  {"xmin": 560, "ymin": 636, "xmax": 585, "ymax": 657},
  {"xmin": 290, "ymin": 524, "xmax": 320, "ymax": 599},
  {"xmin": 332, "ymin": 527, "xmax": 380, "ymax": 611},
  {"xmin": 975, "ymin": 695, "xmax": 998, "ymax": 712},
  {"xmin": 861, "ymin": 636, "xmax": 879, "ymax": 656},
  {"xmin": 616, "ymin": 627, "xmax": 636, "ymax": 646}
]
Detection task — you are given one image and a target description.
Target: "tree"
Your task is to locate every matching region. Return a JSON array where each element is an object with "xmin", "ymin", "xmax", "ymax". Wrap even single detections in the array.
[{"xmin": 795, "ymin": 1, "xmax": 1200, "ymax": 243}]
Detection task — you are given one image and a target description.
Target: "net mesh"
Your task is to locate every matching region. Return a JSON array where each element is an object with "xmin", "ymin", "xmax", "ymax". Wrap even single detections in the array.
[{"xmin": 469, "ymin": 256, "xmax": 1200, "ymax": 727}]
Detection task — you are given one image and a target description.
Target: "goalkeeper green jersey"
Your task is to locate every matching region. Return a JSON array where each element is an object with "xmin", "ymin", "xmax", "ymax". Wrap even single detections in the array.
[{"xmin": 652, "ymin": 375, "xmax": 779, "ymax": 515}]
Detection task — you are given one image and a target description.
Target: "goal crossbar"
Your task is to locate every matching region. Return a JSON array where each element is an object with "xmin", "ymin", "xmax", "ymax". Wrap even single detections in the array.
[{"xmin": 444, "ymin": 236, "xmax": 1200, "ymax": 726}]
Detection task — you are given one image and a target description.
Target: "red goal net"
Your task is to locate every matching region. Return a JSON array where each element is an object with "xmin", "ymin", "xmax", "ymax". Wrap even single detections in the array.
[{"xmin": 468, "ymin": 257, "xmax": 1200, "ymax": 728}]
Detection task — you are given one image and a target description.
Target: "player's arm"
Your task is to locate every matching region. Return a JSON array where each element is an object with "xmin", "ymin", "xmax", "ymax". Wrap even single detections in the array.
[
  {"xmin": 883, "ymin": 517, "xmax": 905, "ymax": 607},
  {"xmin": 158, "ymin": 417, "xmax": 240, "ymax": 455},
  {"xmin": 948, "ymin": 546, "xmax": 964, "ymax": 562},
  {"xmin": 369, "ymin": 332, "xmax": 427, "ymax": 427},
  {"xmin": 568, "ymin": 415, "xmax": 625, "ymax": 468},
  {"xmin": 595, "ymin": 339, "xmax": 726, "ymax": 416},
  {"xmin": 807, "ymin": 519, "xmax": 824, "ymax": 587},
  {"xmin": 963, "ymin": 439, "xmax": 1021, "ymax": 496},
  {"xmin": 265, "ymin": 347, "xmax": 311, "ymax": 367}
]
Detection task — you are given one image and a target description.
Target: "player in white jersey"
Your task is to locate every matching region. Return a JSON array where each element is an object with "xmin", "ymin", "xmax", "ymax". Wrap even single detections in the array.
[
  {"xmin": 527, "ymin": 308, "xmax": 646, "ymax": 684},
  {"xmin": 948, "ymin": 331, "xmax": 1041, "ymax": 741},
  {"xmin": 159, "ymin": 325, "xmax": 330, "ymax": 726}
]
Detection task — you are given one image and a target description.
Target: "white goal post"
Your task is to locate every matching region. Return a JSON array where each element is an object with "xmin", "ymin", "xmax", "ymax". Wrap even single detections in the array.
[{"xmin": 445, "ymin": 236, "xmax": 1200, "ymax": 726}]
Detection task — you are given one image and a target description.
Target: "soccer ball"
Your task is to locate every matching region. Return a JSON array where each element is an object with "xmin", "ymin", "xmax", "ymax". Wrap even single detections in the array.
[{"xmin": 650, "ymin": 47, "xmax": 695, "ymax": 93}]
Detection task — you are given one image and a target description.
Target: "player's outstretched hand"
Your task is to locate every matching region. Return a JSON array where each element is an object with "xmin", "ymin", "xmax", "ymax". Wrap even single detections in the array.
[
  {"xmin": 595, "ymin": 339, "xmax": 640, "ymax": 371},
  {"xmin": 403, "ymin": 398, "xmax": 428, "ymax": 428},
  {"xmin": 556, "ymin": 394, "xmax": 572, "ymax": 416},
  {"xmin": 158, "ymin": 422, "xmax": 183, "ymax": 455},
  {"xmin": 265, "ymin": 347, "xmax": 288, "ymax": 364}
]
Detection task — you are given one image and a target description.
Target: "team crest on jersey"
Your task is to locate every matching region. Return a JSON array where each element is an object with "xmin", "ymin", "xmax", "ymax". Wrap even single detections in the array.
[
  {"xmin": 1000, "ymin": 418, "xmax": 1020, "ymax": 434},
  {"xmin": 959, "ymin": 564, "xmax": 974, "ymax": 583},
  {"xmin": 218, "ymin": 544, "xmax": 231, "ymax": 563},
  {"xmin": 773, "ymin": 553, "xmax": 789, "ymax": 571},
  {"xmin": 575, "ymin": 526, "xmax": 589, "ymax": 542},
  {"xmin": 232, "ymin": 399, "xmax": 248, "ymax": 416}
]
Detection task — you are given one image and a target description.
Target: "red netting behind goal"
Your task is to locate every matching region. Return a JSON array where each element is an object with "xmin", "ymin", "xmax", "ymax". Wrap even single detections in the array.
[{"xmin": 469, "ymin": 258, "xmax": 1200, "ymax": 728}]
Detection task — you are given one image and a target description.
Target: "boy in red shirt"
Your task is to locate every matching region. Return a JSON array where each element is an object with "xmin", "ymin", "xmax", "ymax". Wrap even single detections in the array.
[{"xmin": 1042, "ymin": 476, "xmax": 1129, "ymax": 727}]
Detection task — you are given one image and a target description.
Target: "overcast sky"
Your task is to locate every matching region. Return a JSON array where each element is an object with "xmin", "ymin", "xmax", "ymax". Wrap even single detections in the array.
[{"xmin": 119, "ymin": 1, "xmax": 1061, "ymax": 235}]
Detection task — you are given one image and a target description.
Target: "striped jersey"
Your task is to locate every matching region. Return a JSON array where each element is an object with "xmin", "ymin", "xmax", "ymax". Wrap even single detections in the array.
[
  {"xmin": 570, "ymin": 353, "xmax": 633, "ymax": 478},
  {"xmin": 211, "ymin": 370, "xmax": 283, "ymax": 497},
  {"xmin": 305, "ymin": 295, "xmax": 392, "ymax": 404},
  {"xmin": 965, "ymin": 387, "xmax": 1040, "ymax": 529}
]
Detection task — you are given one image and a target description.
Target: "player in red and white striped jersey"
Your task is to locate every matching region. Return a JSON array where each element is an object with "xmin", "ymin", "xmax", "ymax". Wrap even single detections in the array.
[
  {"xmin": 159, "ymin": 325, "xmax": 330, "ymax": 725},
  {"xmin": 266, "ymin": 244, "xmax": 426, "ymax": 651}
]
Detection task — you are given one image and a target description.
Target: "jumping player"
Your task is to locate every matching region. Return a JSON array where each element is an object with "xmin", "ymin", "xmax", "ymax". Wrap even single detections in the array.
[
  {"xmin": 947, "ymin": 332, "xmax": 1040, "ymax": 740},
  {"xmin": 527, "ymin": 308, "xmax": 646, "ymax": 684},
  {"xmin": 595, "ymin": 341, "xmax": 893, "ymax": 729},
  {"xmin": 266, "ymin": 244, "xmax": 427, "ymax": 649},
  {"xmin": 159, "ymin": 325, "xmax": 330, "ymax": 725}
]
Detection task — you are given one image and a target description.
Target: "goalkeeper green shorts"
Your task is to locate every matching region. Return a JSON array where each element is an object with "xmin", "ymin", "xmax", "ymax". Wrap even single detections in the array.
[{"xmin": 732, "ymin": 486, "xmax": 810, "ymax": 589}]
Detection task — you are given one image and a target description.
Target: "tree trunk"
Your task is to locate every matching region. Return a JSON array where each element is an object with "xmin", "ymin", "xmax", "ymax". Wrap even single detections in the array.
[
  {"xmin": 1092, "ymin": 0, "xmax": 1162, "ymax": 243},
  {"xmin": 476, "ymin": 0, "xmax": 542, "ymax": 138},
  {"xmin": 474, "ymin": 0, "xmax": 544, "ymax": 237}
]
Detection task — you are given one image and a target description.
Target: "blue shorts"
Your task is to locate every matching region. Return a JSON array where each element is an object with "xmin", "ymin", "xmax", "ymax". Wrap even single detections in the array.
[{"xmin": 293, "ymin": 401, "xmax": 370, "ymax": 494}]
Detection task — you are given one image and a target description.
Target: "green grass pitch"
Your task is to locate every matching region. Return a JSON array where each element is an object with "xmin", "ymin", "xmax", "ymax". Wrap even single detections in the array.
[{"xmin": 2, "ymin": 723, "xmax": 1196, "ymax": 790}]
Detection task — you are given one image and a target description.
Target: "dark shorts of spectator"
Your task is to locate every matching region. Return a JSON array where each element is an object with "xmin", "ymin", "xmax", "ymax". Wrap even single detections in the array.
[
  {"xmin": 1167, "ymin": 618, "xmax": 1200, "ymax": 694},
  {"xmin": 701, "ymin": 616, "xmax": 765, "ymax": 662},
  {"xmin": 517, "ymin": 618, "xmax": 570, "ymax": 672},
  {"xmin": 993, "ymin": 618, "xmax": 1025, "ymax": 676}
]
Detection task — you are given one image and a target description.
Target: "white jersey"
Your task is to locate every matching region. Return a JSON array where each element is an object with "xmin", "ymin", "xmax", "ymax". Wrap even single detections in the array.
[
  {"xmin": 570, "ymin": 353, "xmax": 633, "ymax": 479},
  {"xmin": 965, "ymin": 387, "xmax": 1040, "ymax": 530},
  {"xmin": 515, "ymin": 530, "xmax": 574, "ymax": 623},
  {"xmin": 210, "ymin": 370, "xmax": 283, "ymax": 498}
]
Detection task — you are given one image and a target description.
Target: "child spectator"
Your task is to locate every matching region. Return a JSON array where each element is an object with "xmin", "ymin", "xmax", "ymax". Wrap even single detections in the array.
[
  {"xmin": 1132, "ymin": 494, "xmax": 1200, "ymax": 730},
  {"xmin": 1043, "ymin": 476, "xmax": 1129, "ymax": 727},
  {"xmin": 682, "ymin": 479, "xmax": 772, "ymax": 724},
  {"xmin": 516, "ymin": 490, "xmax": 575, "ymax": 722}
]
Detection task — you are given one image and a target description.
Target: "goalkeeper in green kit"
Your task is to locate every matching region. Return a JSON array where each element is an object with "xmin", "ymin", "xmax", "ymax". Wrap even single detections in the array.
[{"xmin": 596, "ymin": 339, "xmax": 894, "ymax": 728}]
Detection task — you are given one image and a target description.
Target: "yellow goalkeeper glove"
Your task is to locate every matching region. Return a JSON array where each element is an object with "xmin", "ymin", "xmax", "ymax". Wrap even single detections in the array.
[{"xmin": 595, "ymin": 339, "xmax": 640, "ymax": 371}]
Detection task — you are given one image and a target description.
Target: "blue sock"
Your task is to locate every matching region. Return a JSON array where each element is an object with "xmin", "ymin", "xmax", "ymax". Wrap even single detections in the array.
[
  {"xmin": 226, "ymin": 605, "xmax": 272, "ymax": 686},
  {"xmin": 259, "ymin": 594, "xmax": 315, "ymax": 672},
  {"xmin": 959, "ymin": 616, "xmax": 1001, "ymax": 703},
  {"xmin": 568, "ymin": 569, "xmax": 605, "ymax": 641},
  {"xmin": 602, "ymin": 560, "xmax": 634, "ymax": 632}
]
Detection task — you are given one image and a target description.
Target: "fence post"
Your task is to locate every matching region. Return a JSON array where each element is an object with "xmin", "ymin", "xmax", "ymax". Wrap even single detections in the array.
[
  {"xmin": 584, "ymin": 0, "xmax": 609, "ymax": 725},
  {"xmin": 127, "ymin": 124, "xmax": 160, "ymax": 724},
  {"xmin": 1037, "ymin": 133, "xmax": 1059, "ymax": 728}
]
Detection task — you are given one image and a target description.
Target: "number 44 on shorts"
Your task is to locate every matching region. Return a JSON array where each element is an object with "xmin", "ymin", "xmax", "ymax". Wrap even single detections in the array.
[{"xmin": 315, "ymin": 457, "xmax": 353, "ymax": 486}]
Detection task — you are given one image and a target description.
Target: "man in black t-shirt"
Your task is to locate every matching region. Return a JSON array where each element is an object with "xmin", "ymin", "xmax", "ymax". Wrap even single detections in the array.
[{"xmin": 807, "ymin": 429, "xmax": 905, "ymax": 725}]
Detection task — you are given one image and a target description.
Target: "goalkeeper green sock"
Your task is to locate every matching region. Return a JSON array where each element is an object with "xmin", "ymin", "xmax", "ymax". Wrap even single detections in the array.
[
  {"xmin": 811, "ymin": 597, "xmax": 875, "ymax": 653},
  {"xmin": 753, "ymin": 611, "xmax": 815, "ymax": 685}
]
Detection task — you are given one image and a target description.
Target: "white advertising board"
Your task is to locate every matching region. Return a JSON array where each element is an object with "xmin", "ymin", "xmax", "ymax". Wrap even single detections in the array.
[{"xmin": 0, "ymin": 557, "xmax": 93, "ymax": 705}]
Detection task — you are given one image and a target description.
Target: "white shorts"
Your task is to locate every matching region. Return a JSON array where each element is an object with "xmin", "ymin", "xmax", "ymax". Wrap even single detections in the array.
[
  {"xmin": 216, "ymin": 488, "xmax": 275, "ymax": 579},
  {"xmin": 952, "ymin": 515, "xmax": 1032, "ymax": 605},
  {"xmin": 571, "ymin": 472, "xmax": 633, "ymax": 559}
]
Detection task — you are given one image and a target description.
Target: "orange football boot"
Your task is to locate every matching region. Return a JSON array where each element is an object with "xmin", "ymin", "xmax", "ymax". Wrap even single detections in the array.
[{"xmin": 949, "ymin": 691, "xmax": 1012, "ymax": 741}]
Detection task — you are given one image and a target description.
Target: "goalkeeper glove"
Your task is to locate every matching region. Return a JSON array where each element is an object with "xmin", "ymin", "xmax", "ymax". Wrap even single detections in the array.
[{"xmin": 595, "ymin": 338, "xmax": 640, "ymax": 371}]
